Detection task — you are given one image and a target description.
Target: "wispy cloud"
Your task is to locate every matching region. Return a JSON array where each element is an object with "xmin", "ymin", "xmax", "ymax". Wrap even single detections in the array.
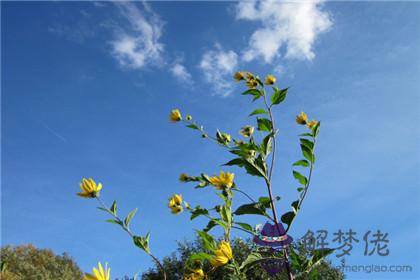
[
  {"xmin": 236, "ymin": 0, "xmax": 332, "ymax": 62},
  {"xmin": 170, "ymin": 62, "xmax": 193, "ymax": 85},
  {"xmin": 199, "ymin": 44, "xmax": 238, "ymax": 96},
  {"xmin": 110, "ymin": 2, "xmax": 164, "ymax": 69}
]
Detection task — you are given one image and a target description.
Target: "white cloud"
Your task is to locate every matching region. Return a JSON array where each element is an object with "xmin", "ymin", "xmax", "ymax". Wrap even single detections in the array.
[
  {"xmin": 199, "ymin": 45, "xmax": 238, "ymax": 96},
  {"xmin": 236, "ymin": 0, "xmax": 332, "ymax": 63},
  {"xmin": 170, "ymin": 62, "xmax": 192, "ymax": 84},
  {"xmin": 110, "ymin": 2, "xmax": 164, "ymax": 69}
]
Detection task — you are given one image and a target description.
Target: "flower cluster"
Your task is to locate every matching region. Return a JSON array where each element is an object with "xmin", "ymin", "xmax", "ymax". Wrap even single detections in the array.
[
  {"xmin": 296, "ymin": 112, "xmax": 318, "ymax": 129},
  {"xmin": 168, "ymin": 194, "xmax": 183, "ymax": 215},
  {"xmin": 234, "ymin": 71, "xmax": 277, "ymax": 89}
]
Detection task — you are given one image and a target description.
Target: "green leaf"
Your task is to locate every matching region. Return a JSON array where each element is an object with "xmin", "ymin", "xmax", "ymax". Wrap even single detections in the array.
[
  {"xmin": 204, "ymin": 220, "xmax": 217, "ymax": 232},
  {"xmin": 293, "ymin": 159, "xmax": 310, "ymax": 167},
  {"xmin": 299, "ymin": 133, "xmax": 313, "ymax": 137},
  {"xmin": 105, "ymin": 219, "xmax": 122, "ymax": 226},
  {"xmin": 297, "ymin": 187, "xmax": 304, "ymax": 192},
  {"xmin": 220, "ymin": 205, "xmax": 232, "ymax": 226},
  {"xmin": 110, "ymin": 200, "xmax": 117, "ymax": 215},
  {"xmin": 234, "ymin": 203, "xmax": 267, "ymax": 216},
  {"xmin": 190, "ymin": 207, "xmax": 209, "ymax": 220},
  {"xmin": 300, "ymin": 138, "xmax": 314, "ymax": 150},
  {"xmin": 223, "ymin": 158, "xmax": 244, "ymax": 167},
  {"xmin": 249, "ymin": 108, "xmax": 268, "ymax": 116},
  {"xmin": 258, "ymin": 196, "xmax": 272, "ymax": 208},
  {"xmin": 291, "ymin": 200, "xmax": 300, "ymax": 213},
  {"xmin": 97, "ymin": 207, "xmax": 112, "ymax": 214},
  {"xmin": 312, "ymin": 121, "xmax": 321, "ymax": 137},
  {"xmin": 281, "ymin": 211, "xmax": 296, "ymax": 228},
  {"xmin": 186, "ymin": 123, "xmax": 199, "ymax": 130},
  {"xmin": 133, "ymin": 233, "xmax": 151, "ymax": 254},
  {"xmin": 196, "ymin": 230, "xmax": 217, "ymax": 251},
  {"xmin": 239, "ymin": 252, "xmax": 264, "ymax": 272},
  {"xmin": 260, "ymin": 134, "xmax": 273, "ymax": 157},
  {"xmin": 241, "ymin": 89, "xmax": 260, "ymax": 96},
  {"xmin": 301, "ymin": 144, "xmax": 314, "ymax": 163},
  {"xmin": 293, "ymin": 170, "xmax": 308, "ymax": 185},
  {"xmin": 257, "ymin": 118, "xmax": 273, "ymax": 132},
  {"xmin": 234, "ymin": 222, "xmax": 254, "ymax": 232},
  {"xmin": 270, "ymin": 87, "xmax": 288, "ymax": 105},
  {"xmin": 189, "ymin": 252, "xmax": 213, "ymax": 261},
  {"xmin": 124, "ymin": 208, "xmax": 138, "ymax": 227}
]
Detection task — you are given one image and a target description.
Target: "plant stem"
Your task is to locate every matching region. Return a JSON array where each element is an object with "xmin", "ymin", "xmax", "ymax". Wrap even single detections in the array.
[
  {"xmin": 262, "ymin": 90, "xmax": 294, "ymax": 280},
  {"xmin": 233, "ymin": 188, "xmax": 256, "ymax": 203},
  {"xmin": 95, "ymin": 197, "xmax": 167, "ymax": 280}
]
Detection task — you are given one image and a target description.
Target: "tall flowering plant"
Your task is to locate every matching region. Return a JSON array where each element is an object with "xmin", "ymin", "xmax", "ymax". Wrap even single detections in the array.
[{"xmin": 76, "ymin": 72, "xmax": 333, "ymax": 280}]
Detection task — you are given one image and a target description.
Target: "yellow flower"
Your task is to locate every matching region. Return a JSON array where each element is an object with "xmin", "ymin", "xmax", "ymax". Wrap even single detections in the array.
[
  {"xmin": 184, "ymin": 268, "xmax": 205, "ymax": 280},
  {"xmin": 77, "ymin": 178, "xmax": 102, "ymax": 198},
  {"xmin": 246, "ymin": 78, "xmax": 258, "ymax": 89},
  {"xmin": 186, "ymin": 115, "xmax": 192, "ymax": 121},
  {"xmin": 307, "ymin": 120, "xmax": 318, "ymax": 129},
  {"xmin": 209, "ymin": 171, "xmax": 234, "ymax": 190},
  {"xmin": 239, "ymin": 126, "xmax": 254, "ymax": 137},
  {"xmin": 296, "ymin": 112, "xmax": 308, "ymax": 125},
  {"xmin": 168, "ymin": 194, "xmax": 183, "ymax": 215},
  {"xmin": 221, "ymin": 133, "xmax": 231, "ymax": 143},
  {"xmin": 170, "ymin": 109, "xmax": 182, "ymax": 122},
  {"xmin": 210, "ymin": 241, "xmax": 233, "ymax": 267},
  {"xmin": 264, "ymin": 74, "xmax": 276, "ymax": 85},
  {"xmin": 233, "ymin": 71, "xmax": 245, "ymax": 81},
  {"xmin": 83, "ymin": 262, "xmax": 110, "ymax": 280},
  {"xmin": 179, "ymin": 173, "xmax": 189, "ymax": 182}
]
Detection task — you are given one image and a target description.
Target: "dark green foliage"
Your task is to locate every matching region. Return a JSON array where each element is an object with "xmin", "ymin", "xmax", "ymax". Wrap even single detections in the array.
[
  {"xmin": 0, "ymin": 244, "xmax": 83, "ymax": 280},
  {"xmin": 138, "ymin": 239, "xmax": 344, "ymax": 280}
]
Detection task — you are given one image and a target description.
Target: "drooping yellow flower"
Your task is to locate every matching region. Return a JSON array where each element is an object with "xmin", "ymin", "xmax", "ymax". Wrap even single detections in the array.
[
  {"xmin": 296, "ymin": 112, "xmax": 308, "ymax": 125},
  {"xmin": 233, "ymin": 71, "xmax": 246, "ymax": 81},
  {"xmin": 209, "ymin": 171, "xmax": 234, "ymax": 190},
  {"xmin": 210, "ymin": 241, "xmax": 233, "ymax": 267},
  {"xmin": 184, "ymin": 268, "xmax": 205, "ymax": 280},
  {"xmin": 264, "ymin": 74, "xmax": 276, "ymax": 85},
  {"xmin": 307, "ymin": 120, "xmax": 318, "ymax": 129},
  {"xmin": 179, "ymin": 173, "xmax": 189, "ymax": 182},
  {"xmin": 239, "ymin": 126, "xmax": 254, "ymax": 137},
  {"xmin": 83, "ymin": 262, "xmax": 110, "ymax": 280},
  {"xmin": 170, "ymin": 109, "xmax": 182, "ymax": 122},
  {"xmin": 168, "ymin": 194, "xmax": 183, "ymax": 215},
  {"xmin": 246, "ymin": 78, "xmax": 258, "ymax": 89},
  {"xmin": 77, "ymin": 178, "xmax": 102, "ymax": 198}
]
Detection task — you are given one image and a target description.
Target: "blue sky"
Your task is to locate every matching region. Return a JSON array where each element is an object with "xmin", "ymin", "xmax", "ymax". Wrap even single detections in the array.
[{"xmin": 1, "ymin": 1, "xmax": 419, "ymax": 279}]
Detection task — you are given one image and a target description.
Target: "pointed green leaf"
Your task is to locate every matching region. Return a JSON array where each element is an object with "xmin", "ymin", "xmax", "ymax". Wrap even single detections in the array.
[
  {"xmin": 124, "ymin": 208, "xmax": 138, "ymax": 227},
  {"xmin": 249, "ymin": 108, "xmax": 268, "ymax": 116},
  {"xmin": 271, "ymin": 87, "xmax": 288, "ymax": 105},
  {"xmin": 281, "ymin": 211, "xmax": 296, "ymax": 228},
  {"xmin": 293, "ymin": 159, "xmax": 310, "ymax": 167},
  {"xmin": 110, "ymin": 200, "xmax": 117, "ymax": 216},
  {"xmin": 234, "ymin": 222, "xmax": 254, "ymax": 232},
  {"xmin": 196, "ymin": 230, "xmax": 217, "ymax": 251},
  {"xmin": 293, "ymin": 170, "xmax": 308, "ymax": 185},
  {"xmin": 257, "ymin": 118, "xmax": 272, "ymax": 132}
]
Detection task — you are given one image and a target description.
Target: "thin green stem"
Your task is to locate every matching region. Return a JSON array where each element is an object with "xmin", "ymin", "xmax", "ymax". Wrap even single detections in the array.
[
  {"xmin": 233, "ymin": 188, "xmax": 256, "ymax": 203},
  {"xmin": 95, "ymin": 197, "xmax": 167, "ymax": 280},
  {"xmin": 262, "ymin": 88, "xmax": 294, "ymax": 280}
]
